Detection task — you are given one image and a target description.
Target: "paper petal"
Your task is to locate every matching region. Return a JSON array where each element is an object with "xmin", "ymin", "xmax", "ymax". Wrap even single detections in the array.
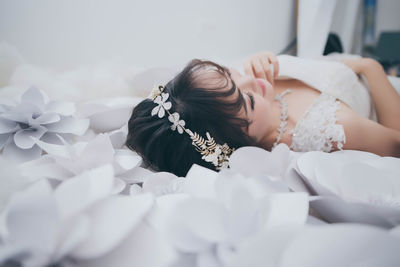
[
  {"xmin": 183, "ymin": 164, "xmax": 218, "ymax": 199},
  {"xmin": 46, "ymin": 101, "xmax": 76, "ymax": 116},
  {"xmin": 71, "ymin": 194, "xmax": 154, "ymax": 259},
  {"xmin": 166, "ymin": 198, "xmax": 227, "ymax": 252},
  {"xmin": 6, "ymin": 179, "xmax": 58, "ymax": 252},
  {"xmin": 113, "ymin": 149, "xmax": 142, "ymax": 171},
  {"xmin": 33, "ymin": 136, "xmax": 70, "ymax": 158},
  {"xmin": 20, "ymin": 86, "xmax": 48, "ymax": 109},
  {"xmin": 13, "ymin": 126, "xmax": 47, "ymax": 149},
  {"xmin": 46, "ymin": 116, "xmax": 89, "ymax": 135},
  {"xmin": 54, "ymin": 165, "xmax": 115, "ymax": 220},
  {"xmin": 280, "ymin": 224, "xmax": 400, "ymax": 267},
  {"xmin": 0, "ymin": 134, "xmax": 11, "ymax": 150},
  {"xmin": 29, "ymin": 112, "xmax": 60, "ymax": 125},
  {"xmin": 0, "ymin": 118, "xmax": 18, "ymax": 134},
  {"xmin": 76, "ymin": 222, "xmax": 176, "ymax": 267},
  {"xmin": 2, "ymin": 141, "xmax": 42, "ymax": 162}
]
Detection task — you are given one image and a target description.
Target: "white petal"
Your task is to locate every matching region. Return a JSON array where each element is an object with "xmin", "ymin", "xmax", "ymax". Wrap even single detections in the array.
[
  {"xmin": 310, "ymin": 196, "xmax": 400, "ymax": 228},
  {"xmin": 158, "ymin": 107, "xmax": 165, "ymax": 118},
  {"xmin": 13, "ymin": 126, "xmax": 47, "ymax": 149},
  {"xmin": 53, "ymin": 216, "xmax": 90, "ymax": 261},
  {"xmin": 88, "ymin": 106, "xmax": 132, "ymax": 132},
  {"xmin": 226, "ymin": 225, "xmax": 302, "ymax": 267},
  {"xmin": 71, "ymin": 194, "xmax": 154, "ymax": 259},
  {"xmin": 0, "ymin": 118, "xmax": 18, "ymax": 134},
  {"xmin": 142, "ymin": 172, "xmax": 178, "ymax": 195},
  {"xmin": 260, "ymin": 192, "xmax": 309, "ymax": 230},
  {"xmin": 161, "ymin": 93, "xmax": 169, "ymax": 101},
  {"xmin": 2, "ymin": 141, "xmax": 42, "ymax": 162},
  {"xmin": 177, "ymin": 126, "xmax": 184, "ymax": 134},
  {"xmin": 76, "ymin": 221, "xmax": 177, "ymax": 267},
  {"xmin": 46, "ymin": 116, "xmax": 89, "ymax": 135},
  {"xmin": 0, "ymin": 134, "xmax": 11, "ymax": 150},
  {"xmin": 165, "ymin": 198, "xmax": 227, "ymax": 252},
  {"xmin": 151, "ymin": 106, "xmax": 160, "ymax": 116},
  {"xmin": 183, "ymin": 164, "xmax": 218, "ymax": 199},
  {"xmin": 78, "ymin": 134, "xmax": 115, "ymax": 169},
  {"xmin": 54, "ymin": 165, "xmax": 115, "ymax": 220},
  {"xmin": 29, "ymin": 112, "xmax": 60, "ymax": 125},
  {"xmin": 280, "ymin": 224, "xmax": 400, "ymax": 267},
  {"xmin": 20, "ymin": 86, "xmax": 48, "ymax": 108},
  {"xmin": 1, "ymin": 111, "xmax": 29, "ymax": 124},
  {"xmin": 114, "ymin": 149, "xmax": 142, "ymax": 171},
  {"xmin": 5, "ymin": 180, "xmax": 58, "ymax": 252},
  {"xmin": 46, "ymin": 101, "xmax": 76, "ymax": 116},
  {"xmin": 129, "ymin": 184, "xmax": 142, "ymax": 195},
  {"xmin": 33, "ymin": 136, "xmax": 70, "ymax": 158},
  {"xmin": 163, "ymin": 101, "xmax": 172, "ymax": 110}
]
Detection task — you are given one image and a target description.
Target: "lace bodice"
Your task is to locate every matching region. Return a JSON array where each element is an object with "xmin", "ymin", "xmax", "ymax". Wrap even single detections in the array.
[{"xmin": 289, "ymin": 93, "xmax": 346, "ymax": 152}]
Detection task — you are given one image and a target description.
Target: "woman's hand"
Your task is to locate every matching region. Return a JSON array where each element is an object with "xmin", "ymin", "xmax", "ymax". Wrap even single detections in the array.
[
  {"xmin": 243, "ymin": 51, "xmax": 279, "ymax": 84},
  {"xmin": 340, "ymin": 57, "xmax": 383, "ymax": 75}
]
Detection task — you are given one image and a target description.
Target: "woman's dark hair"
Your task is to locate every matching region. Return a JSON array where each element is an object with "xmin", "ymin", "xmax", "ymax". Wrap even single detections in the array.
[{"xmin": 126, "ymin": 59, "xmax": 257, "ymax": 177}]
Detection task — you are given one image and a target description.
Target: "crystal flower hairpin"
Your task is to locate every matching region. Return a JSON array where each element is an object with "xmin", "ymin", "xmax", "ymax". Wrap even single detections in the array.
[{"xmin": 148, "ymin": 85, "xmax": 233, "ymax": 170}]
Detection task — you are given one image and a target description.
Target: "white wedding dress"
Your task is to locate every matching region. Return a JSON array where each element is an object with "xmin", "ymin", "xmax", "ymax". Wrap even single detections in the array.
[{"xmin": 277, "ymin": 55, "xmax": 375, "ymax": 153}]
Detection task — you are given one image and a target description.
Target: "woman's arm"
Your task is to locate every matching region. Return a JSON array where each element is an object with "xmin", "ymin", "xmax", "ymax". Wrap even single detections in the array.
[
  {"xmin": 341, "ymin": 58, "xmax": 400, "ymax": 131},
  {"xmin": 337, "ymin": 102, "xmax": 400, "ymax": 157}
]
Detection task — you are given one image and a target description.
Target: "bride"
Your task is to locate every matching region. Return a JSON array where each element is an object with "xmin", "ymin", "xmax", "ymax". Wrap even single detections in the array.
[{"xmin": 126, "ymin": 51, "xmax": 400, "ymax": 176}]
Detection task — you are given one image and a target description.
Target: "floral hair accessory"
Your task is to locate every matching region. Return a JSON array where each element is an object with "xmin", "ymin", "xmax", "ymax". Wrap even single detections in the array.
[{"xmin": 148, "ymin": 85, "xmax": 234, "ymax": 170}]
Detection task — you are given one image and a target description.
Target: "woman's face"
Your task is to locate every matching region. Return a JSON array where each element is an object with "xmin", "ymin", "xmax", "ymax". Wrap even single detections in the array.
[{"xmin": 228, "ymin": 68, "xmax": 276, "ymax": 145}]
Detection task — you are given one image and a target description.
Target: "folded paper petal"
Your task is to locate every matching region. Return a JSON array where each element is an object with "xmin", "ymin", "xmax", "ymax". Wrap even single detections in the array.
[
  {"xmin": 71, "ymin": 194, "xmax": 154, "ymax": 259},
  {"xmin": 0, "ymin": 118, "xmax": 18, "ymax": 134},
  {"xmin": 2, "ymin": 141, "xmax": 42, "ymax": 162},
  {"xmin": 20, "ymin": 86, "xmax": 48, "ymax": 110},
  {"xmin": 13, "ymin": 126, "xmax": 47, "ymax": 149},
  {"xmin": 46, "ymin": 116, "xmax": 89, "ymax": 135}
]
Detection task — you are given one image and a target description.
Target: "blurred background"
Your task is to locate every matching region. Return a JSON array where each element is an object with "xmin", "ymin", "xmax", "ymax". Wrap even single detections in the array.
[{"xmin": 0, "ymin": 0, "xmax": 399, "ymax": 72}]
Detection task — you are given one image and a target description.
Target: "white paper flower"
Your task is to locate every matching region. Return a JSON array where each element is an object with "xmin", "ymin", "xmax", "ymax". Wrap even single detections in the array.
[
  {"xmin": 151, "ymin": 93, "xmax": 171, "ymax": 118},
  {"xmin": 226, "ymin": 223, "xmax": 400, "ymax": 267},
  {"xmin": 0, "ymin": 165, "xmax": 176, "ymax": 267},
  {"xmin": 296, "ymin": 150, "xmax": 400, "ymax": 228},
  {"xmin": 148, "ymin": 164, "xmax": 309, "ymax": 267},
  {"xmin": 168, "ymin": 112, "xmax": 185, "ymax": 134},
  {"xmin": 20, "ymin": 133, "xmax": 144, "ymax": 194},
  {"xmin": 229, "ymin": 144, "xmax": 308, "ymax": 193},
  {"xmin": 0, "ymin": 86, "xmax": 89, "ymax": 162}
]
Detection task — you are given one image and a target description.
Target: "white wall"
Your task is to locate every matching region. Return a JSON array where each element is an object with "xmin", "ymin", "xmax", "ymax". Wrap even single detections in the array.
[{"xmin": 0, "ymin": 0, "xmax": 296, "ymax": 71}]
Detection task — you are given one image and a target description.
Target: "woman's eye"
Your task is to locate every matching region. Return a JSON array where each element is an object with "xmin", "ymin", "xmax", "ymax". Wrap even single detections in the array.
[{"xmin": 246, "ymin": 92, "xmax": 255, "ymax": 110}]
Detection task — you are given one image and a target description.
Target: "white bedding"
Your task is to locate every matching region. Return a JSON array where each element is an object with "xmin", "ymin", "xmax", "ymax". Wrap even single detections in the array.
[{"xmin": 1, "ymin": 44, "xmax": 400, "ymax": 267}]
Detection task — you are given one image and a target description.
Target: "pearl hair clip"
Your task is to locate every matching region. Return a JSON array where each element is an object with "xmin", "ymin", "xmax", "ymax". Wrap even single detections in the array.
[{"xmin": 148, "ymin": 85, "xmax": 233, "ymax": 170}]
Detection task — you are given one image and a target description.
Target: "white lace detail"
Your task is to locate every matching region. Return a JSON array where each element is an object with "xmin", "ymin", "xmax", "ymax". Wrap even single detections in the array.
[{"xmin": 290, "ymin": 93, "xmax": 346, "ymax": 152}]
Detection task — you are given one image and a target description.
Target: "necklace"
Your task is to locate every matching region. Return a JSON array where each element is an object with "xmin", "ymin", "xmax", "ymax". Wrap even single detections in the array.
[{"xmin": 272, "ymin": 89, "xmax": 292, "ymax": 149}]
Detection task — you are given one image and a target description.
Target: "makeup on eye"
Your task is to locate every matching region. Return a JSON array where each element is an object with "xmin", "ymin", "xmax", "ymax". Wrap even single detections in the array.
[{"xmin": 246, "ymin": 92, "xmax": 255, "ymax": 110}]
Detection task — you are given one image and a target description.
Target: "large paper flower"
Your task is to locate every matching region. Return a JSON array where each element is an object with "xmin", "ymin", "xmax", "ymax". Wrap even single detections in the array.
[
  {"xmin": 0, "ymin": 86, "xmax": 89, "ymax": 162},
  {"xmin": 0, "ymin": 165, "xmax": 176, "ymax": 267},
  {"xmin": 148, "ymin": 164, "xmax": 309, "ymax": 267},
  {"xmin": 296, "ymin": 150, "xmax": 400, "ymax": 228},
  {"xmin": 20, "ymin": 133, "xmax": 146, "ymax": 194}
]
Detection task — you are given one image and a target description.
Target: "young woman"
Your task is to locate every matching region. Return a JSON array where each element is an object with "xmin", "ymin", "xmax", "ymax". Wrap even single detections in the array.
[{"xmin": 126, "ymin": 51, "xmax": 400, "ymax": 176}]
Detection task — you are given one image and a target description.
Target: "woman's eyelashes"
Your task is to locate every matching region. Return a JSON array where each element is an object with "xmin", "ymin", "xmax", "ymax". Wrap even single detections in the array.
[{"xmin": 246, "ymin": 92, "xmax": 255, "ymax": 110}]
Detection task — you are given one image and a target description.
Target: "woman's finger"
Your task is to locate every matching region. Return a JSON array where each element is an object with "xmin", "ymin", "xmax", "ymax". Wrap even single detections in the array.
[
  {"xmin": 259, "ymin": 57, "xmax": 272, "ymax": 84},
  {"xmin": 251, "ymin": 58, "xmax": 267, "ymax": 80},
  {"xmin": 268, "ymin": 53, "xmax": 279, "ymax": 78},
  {"xmin": 244, "ymin": 60, "xmax": 255, "ymax": 77}
]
